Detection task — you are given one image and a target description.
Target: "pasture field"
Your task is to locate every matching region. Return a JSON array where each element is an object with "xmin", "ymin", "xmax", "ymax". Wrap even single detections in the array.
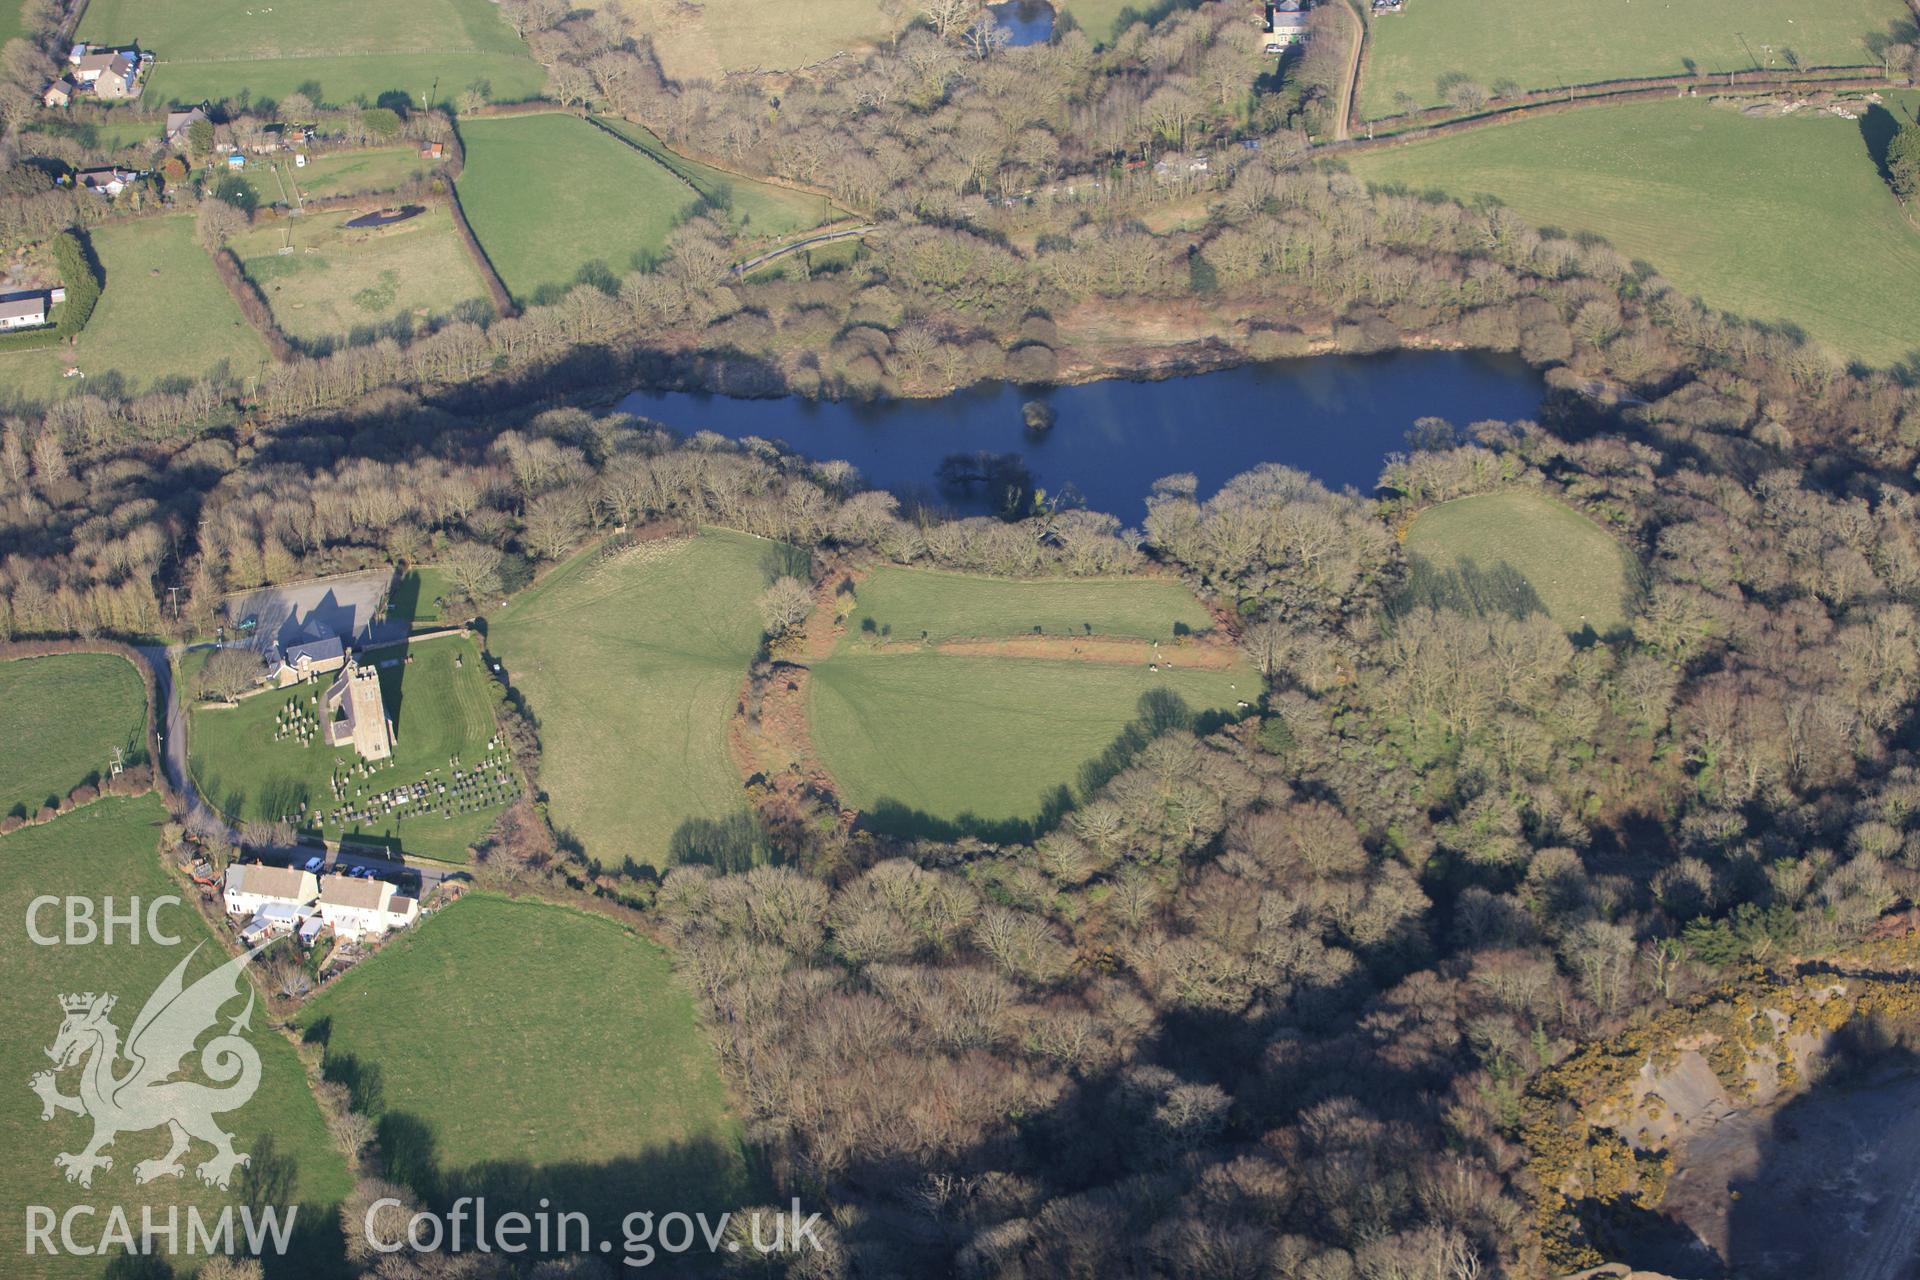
[
  {"xmin": 79, "ymin": 0, "xmax": 547, "ymax": 109},
  {"xmin": 296, "ymin": 892, "xmax": 758, "ymax": 1226},
  {"xmin": 811, "ymin": 651, "xmax": 1252, "ymax": 838},
  {"xmin": 82, "ymin": 216, "xmax": 271, "ymax": 392},
  {"xmin": 1346, "ymin": 96, "xmax": 1920, "ymax": 366},
  {"xmin": 234, "ymin": 205, "xmax": 490, "ymax": 350},
  {"xmin": 488, "ymin": 531, "xmax": 789, "ymax": 870},
  {"xmin": 287, "ymin": 147, "xmax": 436, "ymax": 198},
  {"xmin": 1401, "ymin": 490, "xmax": 1636, "ymax": 637},
  {"xmin": 0, "ymin": 797, "xmax": 353, "ymax": 1278},
  {"xmin": 614, "ymin": 0, "xmax": 899, "ymax": 81},
  {"xmin": 455, "ymin": 114, "xmax": 703, "ymax": 305},
  {"xmin": 593, "ymin": 118, "xmax": 841, "ymax": 238},
  {"xmin": 845, "ymin": 566, "xmax": 1217, "ymax": 644},
  {"xmin": 1058, "ymin": 0, "xmax": 1155, "ymax": 46},
  {"xmin": 0, "ymin": 652, "xmax": 147, "ymax": 819},
  {"xmin": 189, "ymin": 635, "xmax": 513, "ymax": 861},
  {"xmin": 813, "ymin": 566, "xmax": 1251, "ymax": 838},
  {"xmin": 1358, "ymin": 0, "xmax": 1909, "ymax": 118},
  {"xmin": 0, "ymin": 215, "xmax": 271, "ymax": 405}
]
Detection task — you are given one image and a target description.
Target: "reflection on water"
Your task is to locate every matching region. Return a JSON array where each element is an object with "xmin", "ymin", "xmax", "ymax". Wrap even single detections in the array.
[
  {"xmin": 989, "ymin": 0, "xmax": 1056, "ymax": 44},
  {"xmin": 616, "ymin": 351, "xmax": 1545, "ymax": 518}
]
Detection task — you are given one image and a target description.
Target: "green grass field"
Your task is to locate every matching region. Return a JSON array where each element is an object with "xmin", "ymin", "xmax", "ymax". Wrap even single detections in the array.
[
  {"xmin": 235, "ymin": 205, "xmax": 490, "ymax": 350},
  {"xmin": 846, "ymin": 566, "xmax": 1218, "ymax": 644},
  {"xmin": 613, "ymin": 0, "xmax": 897, "ymax": 81},
  {"xmin": 814, "ymin": 568, "xmax": 1251, "ymax": 838},
  {"xmin": 0, "ymin": 215, "xmax": 272, "ymax": 405},
  {"xmin": 1359, "ymin": 0, "xmax": 1910, "ymax": 118},
  {"xmin": 592, "ymin": 118, "xmax": 841, "ymax": 239},
  {"xmin": 189, "ymin": 635, "xmax": 513, "ymax": 861},
  {"xmin": 1347, "ymin": 96, "xmax": 1920, "ymax": 366},
  {"xmin": 1058, "ymin": 0, "xmax": 1154, "ymax": 45},
  {"xmin": 0, "ymin": 653, "xmax": 148, "ymax": 819},
  {"xmin": 812, "ymin": 652, "xmax": 1251, "ymax": 838},
  {"xmin": 80, "ymin": 0, "xmax": 547, "ymax": 108},
  {"xmin": 1401, "ymin": 490, "xmax": 1636, "ymax": 637},
  {"xmin": 296, "ymin": 892, "xmax": 759, "ymax": 1227},
  {"xmin": 456, "ymin": 114, "xmax": 704, "ymax": 305},
  {"xmin": 0, "ymin": 797, "xmax": 353, "ymax": 1278},
  {"xmin": 390, "ymin": 566, "xmax": 462, "ymax": 628},
  {"xmin": 489, "ymin": 531, "xmax": 788, "ymax": 871}
]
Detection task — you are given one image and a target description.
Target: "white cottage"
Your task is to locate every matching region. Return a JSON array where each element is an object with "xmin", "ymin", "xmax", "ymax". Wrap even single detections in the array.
[
  {"xmin": 224, "ymin": 864, "xmax": 320, "ymax": 918},
  {"xmin": 316, "ymin": 874, "xmax": 418, "ymax": 941}
]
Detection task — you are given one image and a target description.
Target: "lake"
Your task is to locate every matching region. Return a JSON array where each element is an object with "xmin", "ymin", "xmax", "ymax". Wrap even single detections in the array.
[
  {"xmin": 615, "ymin": 351, "xmax": 1545, "ymax": 520},
  {"xmin": 989, "ymin": 0, "xmax": 1055, "ymax": 45}
]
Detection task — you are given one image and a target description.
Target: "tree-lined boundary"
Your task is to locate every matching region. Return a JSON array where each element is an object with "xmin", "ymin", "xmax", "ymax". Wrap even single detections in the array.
[
  {"xmin": 1328, "ymin": 71, "xmax": 1909, "ymax": 157},
  {"xmin": 442, "ymin": 121, "xmax": 517, "ymax": 318}
]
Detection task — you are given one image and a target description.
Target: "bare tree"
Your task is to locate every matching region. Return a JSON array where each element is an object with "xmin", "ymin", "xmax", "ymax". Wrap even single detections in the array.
[
  {"xmin": 759, "ymin": 576, "xmax": 814, "ymax": 639},
  {"xmin": 195, "ymin": 195, "xmax": 249, "ymax": 251},
  {"xmin": 197, "ymin": 647, "xmax": 264, "ymax": 702},
  {"xmin": 440, "ymin": 541, "xmax": 503, "ymax": 602},
  {"xmin": 922, "ymin": 0, "xmax": 978, "ymax": 40},
  {"xmin": 522, "ymin": 490, "xmax": 587, "ymax": 561},
  {"xmin": 962, "ymin": 13, "xmax": 1008, "ymax": 61}
]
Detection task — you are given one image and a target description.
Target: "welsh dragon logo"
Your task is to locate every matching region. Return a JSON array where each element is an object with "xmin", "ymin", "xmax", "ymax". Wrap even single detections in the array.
[{"xmin": 29, "ymin": 942, "xmax": 267, "ymax": 1190}]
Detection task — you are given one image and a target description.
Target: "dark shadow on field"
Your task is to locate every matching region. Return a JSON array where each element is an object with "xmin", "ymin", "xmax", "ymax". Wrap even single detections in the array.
[
  {"xmin": 670, "ymin": 809, "xmax": 775, "ymax": 873},
  {"xmin": 1861, "ymin": 103, "xmax": 1905, "ymax": 188},
  {"xmin": 1865, "ymin": 19, "xmax": 1920, "ymax": 72},
  {"xmin": 379, "ymin": 1111, "xmax": 771, "ymax": 1269},
  {"xmin": 386, "ymin": 571, "xmax": 424, "ymax": 629},
  {"xmin": 258, "ymin": 775, "xmax": 311, "ymax": 821},
  {"xmin": 308, "ymin": 1024, "xmax": 774, "ymax": 1266},
  {"xmin": 858, "ymin": 689, "xmax": 1241, "ymax": 843},
  {"xmin": 1066, "ymin": 0, "xmax": 1202, "ymax": 44},
  {"xmin": 1390, "ymin": 554, "xmax": 1549, "ymax": 623},
  {"xmin": 97, "ymin": 1134, "xmax": 351, "ymax": 1279},
  {"xmin": 759, "ymin": 541, "xmax": 811, "ymax": 583}
]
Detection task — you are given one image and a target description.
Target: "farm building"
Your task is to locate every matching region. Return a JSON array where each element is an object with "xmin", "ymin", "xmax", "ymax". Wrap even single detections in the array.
[
  {"xmin": 321, "ymin": 655, "xmax": 394, "ymax": 761},
  {"xmin": 0, "ymin": 294, "xmax": 48, "ymax": 330},
  {"xmin": 265, "ymin": 634, "xmax": 347, "ymax": 687},
  {"xmin": 316, "ymin": 874, "xmax": 418, "ymax": 941},
  {"xmin": 224, "ymin": 863, "xmax": 320, "ymax": 918}
]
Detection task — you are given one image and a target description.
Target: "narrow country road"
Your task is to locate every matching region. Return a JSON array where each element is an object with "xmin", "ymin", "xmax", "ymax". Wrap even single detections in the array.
[
  {"xmin": 137, "ymin": 641, "xmax": 202, "ymax": 817},
  {"xmin": 733, "ymin": 224, "xmax": 874, "ymax": 276},
  {"xmin": 1331, "ymin": 0, "xmax": 1365, "ymax": 143},
  {"xmin": 134, "ymin": 642, "xmax": 453, "ymax": 897}
]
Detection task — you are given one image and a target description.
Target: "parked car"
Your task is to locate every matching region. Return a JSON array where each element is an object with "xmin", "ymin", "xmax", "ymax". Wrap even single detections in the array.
[{"xmin": 304, "ymin": 856, "xmax": 323, "ymax": 872}]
